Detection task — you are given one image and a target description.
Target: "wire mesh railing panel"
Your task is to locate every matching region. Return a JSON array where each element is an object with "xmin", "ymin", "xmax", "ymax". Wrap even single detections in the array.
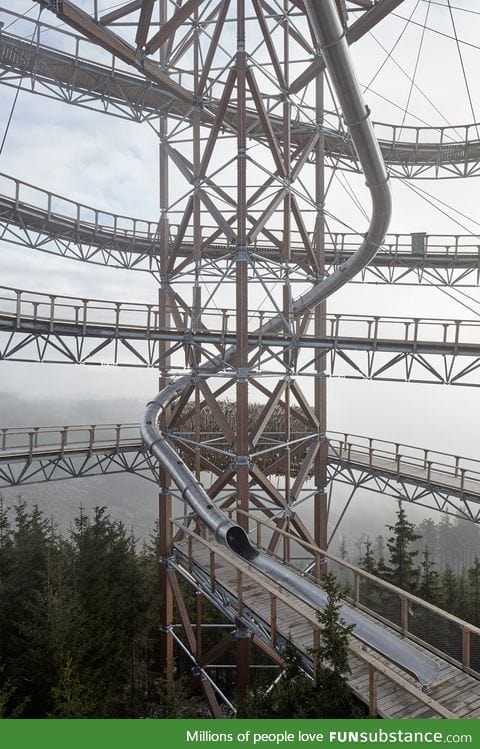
[
  {"xmin": 409, "ymin": 602, "xmax": 463, "ymax": 667},
  {"xmin": 469, "ymin": 631, "xmax": 480, "ymax": 674},
  {"xmin": 358, "ymin": 578, "xmax": 401, "ymax": 628}
]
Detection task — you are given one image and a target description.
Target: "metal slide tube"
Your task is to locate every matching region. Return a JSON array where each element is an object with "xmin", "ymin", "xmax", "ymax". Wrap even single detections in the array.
[{"xmin": 141, "ymin": 0, "xmax": 439, "ymax": 684}]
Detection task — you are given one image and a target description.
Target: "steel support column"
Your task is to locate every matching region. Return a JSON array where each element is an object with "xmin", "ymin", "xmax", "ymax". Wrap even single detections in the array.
[
  {"xmin": 314, "ymin": 64, "xmax": 328, "ymax": 574},
  {"xmin": 235, "ymin": 0, "xmax": 251, "ymax": 696},
  {"xmin": 157, "ymin": 0, "xmax": 173, "ymax": 689}
]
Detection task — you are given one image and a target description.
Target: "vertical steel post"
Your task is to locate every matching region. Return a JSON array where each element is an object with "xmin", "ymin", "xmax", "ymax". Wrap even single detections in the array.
[
  {"xmin": 235, "ymin": 0, "xmax": 249, "ymax": 532},
  {"xmin": 157, "ymin": 0, "xmax": 174, "ymax": 690},
  {"xmin": 282, "ymin": 2, "xmax": 292, "ymax": 559},
  {"xmin": 283, "ymin": 0, "xmax": 292, "ymax": 556},
  {"xmin": 192, "ymin": 7, "xmax": 202, "ymax": 485},
  {"xmin": 235, "ymin": 0, "xmax": 251, "ymax": 695},
  {"xmin": 314, "ymin": 69, "xmax": 328, "ymax": 572}
]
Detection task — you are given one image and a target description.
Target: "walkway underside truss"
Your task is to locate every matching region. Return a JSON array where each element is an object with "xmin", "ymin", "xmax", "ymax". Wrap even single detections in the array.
[
  {"xmin": 2, "ymin": 311, "xmax": 480, "ymax": 386},
  {"xmin": 0, "ymin": 448, "xmax": 157, "ymax": 488},
  {"xmin": 1, "ymin": 425, "xmax": 479, "ymax": 523},
  {"xmin": 1, "ymin": 17, "xmax": 480, "ymax": 180},
  {"xmin": 2, "ymin": 173, "xmax": 480, "ymax": 286}
]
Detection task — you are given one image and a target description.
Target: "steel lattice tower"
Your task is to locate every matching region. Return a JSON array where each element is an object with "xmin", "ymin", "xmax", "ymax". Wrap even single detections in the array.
[{"xmin": 2, "ymin": 0, "xmax": 480, "ymax": 717}]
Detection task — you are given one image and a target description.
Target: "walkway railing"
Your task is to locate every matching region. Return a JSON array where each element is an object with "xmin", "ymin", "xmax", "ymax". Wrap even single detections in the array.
[
  {"xmin": 0, "ymin": 172, "xmax": 160, "ymax": 245},
  {"xmin": 2, "ymin": 172, "xmax": 480, "ymax": 260},
  {"xmin": 328, "ymin": 431, "xmax": 480, "ymax": 498},
  {"xmin": 0, "ymin": 423, "xmax": 140, "ymax": 459},
  {"xmin": 2, "ymin": 10, "xmax": 480, "ymax": 175},
  {"xmin": 1, "ymin": 422, "xmax": 480, "ymax": 500},
  {"xmin": 173, "ymin": 519, "xmax": 457, "ymax": 718},
  {"xmin": 2, "ymin": 285, "xmax": 480, "ymax": 349},
  {"xmin": 228, "ymin": 509, "xmax": 480, "ymax": 677}
]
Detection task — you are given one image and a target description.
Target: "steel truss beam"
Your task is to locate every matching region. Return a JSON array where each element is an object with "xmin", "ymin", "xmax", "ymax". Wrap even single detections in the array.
[
  {"xmin": 2, "ymin": 9, "xmax": 480, "ymax": 178},
  {"xmin": 328, "ymin": 462, "xmax": 480, "ymax": 525},
  {"xmin": 2, "ymin": 294, "xmax": 480, "ymax": 385},
  {"xmin": 0, "ymin": 448, "xmax": 157, "ymax": 487},
  {"xmin": 1, "ymin": 425, "xmax": 479, "ymax": 522}
]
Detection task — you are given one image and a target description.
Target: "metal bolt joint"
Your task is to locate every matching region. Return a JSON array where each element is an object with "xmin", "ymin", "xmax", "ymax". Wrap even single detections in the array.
[{"xmin": 236, "ymin": 367, "xmax": 250, "ymax": 381}]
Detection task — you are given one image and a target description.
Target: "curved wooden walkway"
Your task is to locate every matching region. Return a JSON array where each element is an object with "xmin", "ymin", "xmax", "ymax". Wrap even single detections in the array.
[{"xmin": 173, "ymin": 531, "xmax": 480, "ymax": 718}]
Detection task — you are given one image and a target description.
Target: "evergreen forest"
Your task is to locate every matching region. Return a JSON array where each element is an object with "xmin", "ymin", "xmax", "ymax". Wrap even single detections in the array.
[{"xmin": 1, "ymin": 495, "xmax": 479, "ymax": 718}]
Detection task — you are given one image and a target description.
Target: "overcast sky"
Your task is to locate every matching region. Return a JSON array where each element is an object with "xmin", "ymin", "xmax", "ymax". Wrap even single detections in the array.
[{"xmin": 1, "ymin": 0, "xmax": 480, "ymax": 463}]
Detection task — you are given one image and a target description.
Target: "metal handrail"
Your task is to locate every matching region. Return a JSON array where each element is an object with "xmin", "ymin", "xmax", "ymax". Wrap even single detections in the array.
[
  {"xmin": 3, "ymin": 171, "xmax": 480, "ymax": 256},
  {"xmin": 2, "ymin": 285, "xmax": 480, "ymax": 348},
  {"xmin": 2, "ymin": 9, "xmax": 480, "ymax": 158},
  {"xmin": 328, "ymin": 431, "xmax": 480, "ymax": 482},
  {"xmin": 231, "ymin": 509, "xmax": 480, "ymax": 675},
  {"xmin": 1, "ymin": 423, "xmax": 479, "ymax": 490},
  {"xmin": 0, "ymin": 423, "xmax": 140, "ymax": 458}
]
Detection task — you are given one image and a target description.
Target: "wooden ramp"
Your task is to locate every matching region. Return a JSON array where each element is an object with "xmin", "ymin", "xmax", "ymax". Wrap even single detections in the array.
[{"xmin": 173, "ymin": 534, "xmax": 480, "ymax": 719}]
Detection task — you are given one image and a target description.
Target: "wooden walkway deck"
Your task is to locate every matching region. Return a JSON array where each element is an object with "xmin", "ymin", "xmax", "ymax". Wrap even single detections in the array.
[{"xmin": 175, "ymin": 536, "xmax": 480, "ymax": 719}]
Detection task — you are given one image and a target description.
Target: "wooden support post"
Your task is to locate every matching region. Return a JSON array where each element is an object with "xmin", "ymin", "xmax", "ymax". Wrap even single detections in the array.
[
  {"xmin": 312, "ymin": 627, "xmax": 321, "ymax": 687},
  {"xmin": 200, "ymin": 676, "xmax": 223, "ymax": 719},
  {"xmin": 369, "ymin": 666, "xmax": 378, "ymax": 717},
  {"xmin": 313, "ymin": 68, "xmax": 328, "ymax": 577},
  {"xmin": 271, "ymin": 593, "xmax": 277, "ymax": 646},
  {"xmin": 210, "ymin": 550, "xmax": 216, "ymax": 592},
  {"xmin": 188, "ymin": 535, "xmax": 193, "ymax": 573},
  {"xmin": 237, "ymin": 570, "xmax": 243, "ymax": 613},
  {"xmin": 400, "ymin": 596, "xmax": 409, "ymax": 633},
  {"xmin": 157, "ymin": 0, "xmax": 174, "ymax": 694},
  {"xmin": 354, "ymin": 572, "xmax": 360, "ymax": 604},
  {"xmin": 462, "ymin": 627, "xmax": 471, "ymax": 669},
  {"xmin": 159, "ymin": 489, "xmax": 173, "ymax": 692},
  {"xmin": 196, "ymin": 591, "xmax": 202, "ymax": 660},
  {"xmin": 167, "ymin": 569, "xmax": 197, "ymax": 654}
]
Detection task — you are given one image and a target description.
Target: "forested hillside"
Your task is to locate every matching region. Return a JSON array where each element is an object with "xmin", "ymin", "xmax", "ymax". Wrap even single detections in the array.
[{"xmin": 1, "ymin": 497, "xmax": 479, "ymax": 718}]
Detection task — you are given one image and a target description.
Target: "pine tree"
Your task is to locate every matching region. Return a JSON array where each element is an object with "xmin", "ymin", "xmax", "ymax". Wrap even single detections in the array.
[
  {"xmin": 2, "ymin": 501, "xmax": 61, "ymax": 716},
  {"xmin": 360, "ymin": 538, "xmax": 377, "ymax": 575},
  {"xmin": 359, "ymin": 539, "xmax": 382, "ymax": 613},
  {"xmin": 467, "ymin": 558, "xmax": 480, "ymax": 626},
  {"xmin": 438, "ymin": 514, "xmax": 454, "ymax": 571},
  {"xmin": 414, "ymin": 519, "xmax": 438, "ymax": 563},
  {"xmin": 314, "ymin": 572, "xmax": 357, "ymax": 717},
  {"xmin": 418, "ymin": 547, "xmax": 440, "ymax": 605},
  {"xmin": 239, "ymin": 575, "xmax": 360, "ymax": 718},
  {"xmin": 374, "ymin": 534, "xmax": 386, "ymax": 566},
  {"xmin": 338, "ymin": 535, "xmax": 348, "ymax": 560},
  {"xmin": 69, "ymin": 506, "xmax": 157, "ymax": 716},
  {"xmin": 453, "ymin": 515, "xmax": 480, "ymax": 572},
  {"xmin": 385, "ymin": 502, "xmax": 421, "ymax": 593},
  {"xmin": 439, "ymin": 566, "xmax": 458, "ymax": 613},
  {"xmin": 0, "ymin": 495, "xmax": 13, "ymax": 672},
  {"xmin": 316, "ymin": 573, "xmax": 353, "ymax": 677},
  {"xmin": 50, "ymin": 654, "xmax": 95, "ymax": 718}
]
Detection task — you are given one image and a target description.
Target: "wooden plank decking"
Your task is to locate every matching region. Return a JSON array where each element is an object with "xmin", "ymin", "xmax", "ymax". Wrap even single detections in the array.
[{"xmin": 175, "ymin": 536, "xmax": 480, "ymax": 719}]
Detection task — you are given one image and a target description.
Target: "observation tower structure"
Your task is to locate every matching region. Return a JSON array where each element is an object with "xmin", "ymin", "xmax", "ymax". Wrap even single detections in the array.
[{"xmin": 2, "ymin": 0, "xmax": 480, "ymax": 717}]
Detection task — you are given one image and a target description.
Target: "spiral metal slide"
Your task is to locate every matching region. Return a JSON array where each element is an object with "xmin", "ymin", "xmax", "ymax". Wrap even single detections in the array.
[{"xmin": 141, "ymin": 0, "xmax": 439, "ymax": 686}]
